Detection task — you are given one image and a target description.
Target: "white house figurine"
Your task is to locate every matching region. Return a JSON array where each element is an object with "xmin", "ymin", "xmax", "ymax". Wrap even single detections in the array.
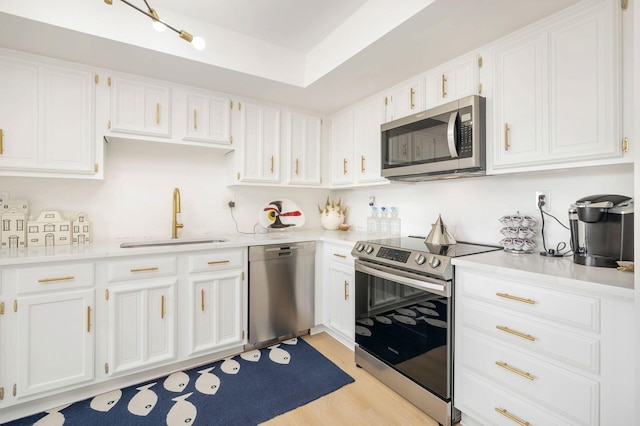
[
  {"xmin": 1, "ymin": 200, "xmax": 29, "ymax": 249},
  {"xmin": 27, "ymin": 210, "xmax": 72, "ymax": 247},
  {"xmin": 72, "ymin": 212, "xmax": 92, "ymax": 245}
]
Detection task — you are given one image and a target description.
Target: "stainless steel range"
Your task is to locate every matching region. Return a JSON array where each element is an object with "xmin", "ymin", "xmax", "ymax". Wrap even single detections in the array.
[{"xmin": 351, "ymin": 236, "xmax": 500, "ymax": 426}]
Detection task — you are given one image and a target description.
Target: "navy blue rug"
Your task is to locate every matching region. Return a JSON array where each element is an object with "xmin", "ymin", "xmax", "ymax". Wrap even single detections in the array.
[{"xmin": 5, "ymin": 337, "xmax": 354, "ymax": 426}]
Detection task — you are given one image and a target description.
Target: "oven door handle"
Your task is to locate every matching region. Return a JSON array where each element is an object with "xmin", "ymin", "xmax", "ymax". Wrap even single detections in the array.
[{"xmin": 355, "ymin": 261, "xmax": 450, "ymax": 297}]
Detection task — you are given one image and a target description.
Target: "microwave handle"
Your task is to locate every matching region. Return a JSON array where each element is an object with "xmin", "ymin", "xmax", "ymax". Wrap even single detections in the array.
[{"xmin": 447, "ymin": 111, "xmax": 459, "ymax": 158}]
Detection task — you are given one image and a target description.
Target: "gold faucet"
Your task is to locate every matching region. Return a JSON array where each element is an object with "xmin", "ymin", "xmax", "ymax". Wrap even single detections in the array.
[{"xmin": 172, "ymin": 187, "xmax": 184, "ymax": 239}]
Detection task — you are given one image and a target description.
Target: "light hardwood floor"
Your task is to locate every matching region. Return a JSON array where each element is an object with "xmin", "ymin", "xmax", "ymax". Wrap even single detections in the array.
[{"xmin": 262, "ymin": 332, "xmax": 445, "ymax": 426}]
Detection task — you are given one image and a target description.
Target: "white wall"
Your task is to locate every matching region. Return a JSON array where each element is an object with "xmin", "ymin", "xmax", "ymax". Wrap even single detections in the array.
[
  {"xmin": 0, "ymin": 139, "xmax": 632, "ymax": 248},
  {"xmin": 0, "ymin": 141, "xmax": 328, "ymax": 242},
  {"xmin": 336, "ymin": 164, "xmax": 632, "ymax": 250}
]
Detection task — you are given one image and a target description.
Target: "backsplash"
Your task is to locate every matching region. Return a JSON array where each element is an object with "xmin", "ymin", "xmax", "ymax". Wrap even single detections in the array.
[{"xmin": 0, "ymin": 140, "xmax": 632, "ymax": 247}]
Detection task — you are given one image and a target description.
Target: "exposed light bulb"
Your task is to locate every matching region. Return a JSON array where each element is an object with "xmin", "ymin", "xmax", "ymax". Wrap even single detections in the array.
[
  {"xmin": 152, "ymin": 20, "xmax": 167, "ymax": 32},
  {"xmin": 192, "ymin": 36, "xmax": 206, "ymax": 51}
]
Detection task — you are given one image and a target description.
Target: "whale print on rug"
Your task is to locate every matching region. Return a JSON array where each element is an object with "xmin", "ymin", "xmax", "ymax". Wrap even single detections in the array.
[
  {"xmin": 127, "ymin": 383, "xmax": 158, "ymax": 416},
  {"xmin": 32, "ymin": 404, "xmax": 70, "ymax": 426},
  {"xmin": 89, "ymin": 389, "xmax": 121, "ymax": 412},
  {"xmin": 268, "ymin": 345, "xmax": 291, "ymax": 365},
  {"xmin": 166, "ymin": 393, "xmax": 197, "ymax": 426},
  {"xmin": 164, "ymin": 371, "xmax": 190, "ymax": 393},
  {"xmin": 240, "ymin": 349, "xmax": 261, "ymax": 362},
  {"xmin": 195, "ymin": 368, "xmax": 221, "ymax": 396},
  {"xmin": 221, "ymin": 357, "xmax": 241, "ymax": 374}
]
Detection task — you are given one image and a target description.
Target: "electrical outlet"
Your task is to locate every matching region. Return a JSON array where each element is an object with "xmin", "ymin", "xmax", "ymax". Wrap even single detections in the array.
[
  {"xmin": 224, "ymin": 196, "xmax": 236, "ymax": 209},
  {"xmin": 535, "ymin": 190, "xmax": 550, "ymax": 211}
]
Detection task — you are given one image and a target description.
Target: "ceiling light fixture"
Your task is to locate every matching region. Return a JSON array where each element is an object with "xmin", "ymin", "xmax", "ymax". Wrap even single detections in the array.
[{"xmin": 104, "ymin": 0, "xmax": 206, "ymax": 51}]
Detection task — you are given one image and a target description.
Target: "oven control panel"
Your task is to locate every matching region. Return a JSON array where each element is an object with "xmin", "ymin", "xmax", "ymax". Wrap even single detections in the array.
[
  {"xmin": 352, "ymin": 241, "xmax": 452, "ymax": 280},
  {"xmin": 376, "ymin": 247, "xmax": 410, "ymax": 263}
]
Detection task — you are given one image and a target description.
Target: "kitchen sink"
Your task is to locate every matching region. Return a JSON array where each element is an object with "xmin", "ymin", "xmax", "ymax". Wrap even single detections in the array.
[{"xmin": 120, "ymin": 236, "xmax": 228, "ymax": 248}]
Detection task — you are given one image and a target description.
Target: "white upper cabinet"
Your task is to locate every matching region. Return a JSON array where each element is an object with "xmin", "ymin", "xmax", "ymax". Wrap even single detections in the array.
[
  {"xmin": 284, "ymin": 111, "xmax": 322, "ymax": 185},
  {"xmin": 425, "ymin": 53, "xmax": 480, "ymax": 109},
  {"xmin": 354, "ymin": 95, "xmax": 388, "ymax": 184},
  {"xmin": 384, "ymin": 77, "xmax": 425, "ymax": 122},
  {"xmin": 229, "ymin": 100, "xmax": 281, "ymax": 184},
  {"xmin": 0, "ymin": 50, "xmax": 100, "ymax": 178},
  {"xmin": 108, "ymin": 74, "xmax": 171, "ymax": 138},
  {"xmin": 330, "ymin": 108, "xmax": 355, "ymax": 186},
  {"xmin": 182, "ymin": 90, "xmax": 231, "ymax": 145},
  {"xmin": 0, "ymin": 55, "xmax": 39, "ymax": 171},
  {"xmin": 489, "ymin": 0, "xmax": 623, "ymax": 172},
  {"xmin": 492, "ymin": 33, "xmax": 548, "ymax": 167}
]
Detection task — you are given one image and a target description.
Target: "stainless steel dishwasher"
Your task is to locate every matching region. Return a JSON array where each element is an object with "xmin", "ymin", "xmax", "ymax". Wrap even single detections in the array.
[{"xmin": 247, "ymin": 242, "xmax": 315, "ymax": 349}]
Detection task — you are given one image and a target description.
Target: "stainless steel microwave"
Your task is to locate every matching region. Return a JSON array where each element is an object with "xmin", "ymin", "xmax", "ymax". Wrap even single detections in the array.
[{"xmin": 381, "ymin": 95, "xmax": 486, "ymax": 181}]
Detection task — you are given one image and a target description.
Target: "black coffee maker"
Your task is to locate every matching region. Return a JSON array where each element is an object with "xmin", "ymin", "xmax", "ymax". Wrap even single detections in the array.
[{"xmin": 568, "ymin": 194, "xmax": 634, "ymax": 268}]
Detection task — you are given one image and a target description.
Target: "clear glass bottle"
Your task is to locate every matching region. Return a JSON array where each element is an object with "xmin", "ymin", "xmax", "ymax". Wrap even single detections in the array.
[
  {"xmin": 389, "ymin": 207, "xmax": 401, "ymax": 236},
  {"xmin": 367, "ymin": 207, "xmax": 379, "ymax": 235},
  {"xmin": 379, "ymin": 207, "xmax": 389, "ymax": 235}
]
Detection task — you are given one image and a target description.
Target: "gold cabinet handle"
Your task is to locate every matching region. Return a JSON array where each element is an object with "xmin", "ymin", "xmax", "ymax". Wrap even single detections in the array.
[
  {"xmin": 270, "ymin": 156, "xmax": 274, "ymax": 173},
  {"xmin": 207, "ymin": 260, "xmax": 230, "ymax": 265},
  {"xmin": 496, "ymin": 292, "xmax": 536, "ymax": 305},
  {"xmin": 87, "ymin": 306, "xmax": 91, "ymax": 333},
  {"xmin": 360, "ymin": 155, "xmax": 365, "ymax": 173},
  {"xmin": 0, "ymin": 128, "xmax": 3, "ymax": 155},
  {"xmin": 38, "ymin": 276, "xmax": 74, "ymax": 283},
  {"xmin": 0, "ymin": 387, "xmax": 4, "ymax": 401},
  {"xmin": 416, "ymin": 145, "xmax": 421, "ymax": 157},
  {"xmin": 201, "ymin": 289, "xmax": 205, "ymax": 312},
  {"xmin": 495, "ymin": 361, "xmax": 535, "ymax": 380},
  {"xmin": 496, "ymin": 325, "xmax": 536, "ymax": 341},
  {"xmin": 295, "ymin": 158, "xmax": 299, "ymax": 175},
  {"xmin": 156, "ymin": 103, "xmax": 160, "ymax": 124},
  {"xmin": 410, "ymin": 88, "xmax": 415, "ymax": 109},
  {"xmin": 504, "ymin": 123, "xmax": 510, "ymax": 151},
  {"xmin": 343, "ymin": 158, "xmax": 348, "ymax": 175},
  {"xmin": 193, "ymin": 109, "xmax": 197, "ymax": 130},
  {"xmin": 622, "ymin": 137, "xmax": 629, "ymax": 153},
  {"xmin": 130, "ymin": 267, "xmax": 159, "ymax": 273},
  {"xmin": 441, "ymin": 74, "xmax": 447, "ymax": 98},
  {"xmin": 333, "ymin": 253, "xmax": 347, "ymax": 259},
  {"xmin": 495, "ymin": 407, "xmax": 530, "ymax": 426},
  {"xmin": 344, "ymin": 280, "xmax": 349, "ymax": 300},
  {"xmin": 161, "ymin": 295, "xmax": 165, "ymax": 319}
]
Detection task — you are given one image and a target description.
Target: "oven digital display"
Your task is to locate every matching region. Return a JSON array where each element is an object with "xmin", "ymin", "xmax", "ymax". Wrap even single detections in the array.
[{"xmin": 376, "ymin": 247, "xmax": 410, "ymax": 263}]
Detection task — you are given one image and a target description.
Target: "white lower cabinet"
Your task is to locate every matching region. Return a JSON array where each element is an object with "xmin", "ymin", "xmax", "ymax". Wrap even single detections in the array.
[
  {"xmin": 185, "ymin": 250, "xmax": 245, "ymax": 356},
  {"xmin": 1, "ymin": 262, "xmax": 95, "ymax": 402},
  {"xmin": 16, "ymin": 289, "xmax": 95, "ymax": 398},
  {"xmin": 321, "ymin": 243, "xmax": 355, "ymax": 346},
  {"xmin": 454, "ymin": 267, "xmax": 634, "ymax": 426},
  {"xmin": 106, "ymin": 278, "xmax": 177, "ymax": 375}
]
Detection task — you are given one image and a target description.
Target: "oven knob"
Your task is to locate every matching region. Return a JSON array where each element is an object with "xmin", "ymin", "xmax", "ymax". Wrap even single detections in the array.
[
  {"xmin": 355, "ymin": 243, "xmax": 365, "ymax": 252},
  {"xmin": 415, "ymin": 254, "xmax": 426, "ymax": 265},
  {"xmin": 365, "ymin": 245, "xmax": 375, "ymax": 254},
  {"xmin": 429, "ymin": 257, "xmax": 441, "ymax": 268}
]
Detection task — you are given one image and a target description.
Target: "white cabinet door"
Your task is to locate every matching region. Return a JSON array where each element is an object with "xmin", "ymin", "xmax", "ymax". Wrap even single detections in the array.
[
  {"xmin": 354, "ymin": 96, "xmax": 387, "ymax": 184},
  {"xmin": 330, "ymin": 109, "xmax": 355, "ymax": 186},
  {"xmin": 16, "ymin": 289, "xmax": 94, "ymax": 397},
  {"xmin": 107, "ymin": 279, "xmax": 177, "ymax": 375},
  {"xmin": 110, "ymin": 76, "xmax": 171, "ymax": 138},
  {"xmin": 0, "ymin": 56, "xmax": 39, "ymax": 170},
  {"xmin": 186, "ymin": 270, "xmax": 243, "ymax": 356},
  {"xmin": 41, "ymin": 66, "xmax": 95, "ymax": 173},
  {"xmin": 0, "ymin": 53, "xmax": 98, "ymax": 177},
  {"xmin": 548, "ymin": 4, "xmax": 619, "ymax": 160},
  {"xmin": 183, "ymin": 92, "xmax": 231, "ymax": 145},
  {"xmin": 233, "ymin": 101, "xmax": 281, "ymax": 183},
  {"xmin": 285, "ymin": 112, "xmax": 321, "ymax": 185},
  {"xmin": 492, "ymin": 33, "xmax": 548, "ymax": 168},
  {"xmin": 384, "ymin": 77, "xmax": 425, "ymax": 122},
  {"xmin": 426, "ymin": 54, "xmax": 479, "ymax": 108},
  {"xmin": 327, "ymin": 259, "xmax": 355, "ymax": 343}
]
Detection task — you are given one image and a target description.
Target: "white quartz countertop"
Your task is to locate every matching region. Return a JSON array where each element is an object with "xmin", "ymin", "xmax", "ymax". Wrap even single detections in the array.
[
  {"xmin": 0, "ymin": 228, "xmax": 367, "ymax": 266},
  {"xmin": 452, "ymin": 249, "xmax": 634, "ymax": 297}
]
